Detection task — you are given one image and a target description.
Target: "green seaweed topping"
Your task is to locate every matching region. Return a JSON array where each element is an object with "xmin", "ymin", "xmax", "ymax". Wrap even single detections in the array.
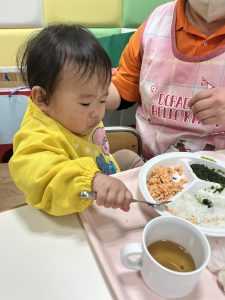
[
  {"xmin": 195, "ymin": 195, "xmax": 213, "ymax": 208},
  {"xmin": 210, "ymin": 185, "xmax": 225, "ymax": 193},
  {"xmin": 202, "ymin": 199, "xmax": 213, "ymax": 208},
  {"xmin": 190, "ymin": 164, "xmax": 225, "ymax": 187}
]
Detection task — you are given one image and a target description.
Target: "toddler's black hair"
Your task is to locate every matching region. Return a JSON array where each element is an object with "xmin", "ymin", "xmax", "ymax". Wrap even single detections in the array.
[{"xmin": 17, "ymin": 24, "xmax": 112, "ymax": 97}]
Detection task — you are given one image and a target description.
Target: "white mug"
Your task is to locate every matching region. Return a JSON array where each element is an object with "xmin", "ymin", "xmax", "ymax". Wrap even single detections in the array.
[{"xmin": 120, "ymin": 216, "xmax": 210, "ymax": 299}]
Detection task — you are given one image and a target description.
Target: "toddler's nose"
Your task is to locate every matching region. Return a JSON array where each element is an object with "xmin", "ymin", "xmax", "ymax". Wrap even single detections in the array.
[{"xmin": 90, "ymin": 104, "xmax": 102, "ymax": 117}]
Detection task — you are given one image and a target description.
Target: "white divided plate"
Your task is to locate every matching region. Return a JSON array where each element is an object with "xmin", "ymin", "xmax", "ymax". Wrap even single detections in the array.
[{"xmin": 139, "ymin": 152, "xmax": 225, "ymax": 237}]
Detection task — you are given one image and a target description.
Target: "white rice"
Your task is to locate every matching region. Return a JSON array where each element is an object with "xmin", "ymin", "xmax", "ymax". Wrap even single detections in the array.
[{"xmin": 167, "ymin": 183, "xmax": 225, "ymax": 228}]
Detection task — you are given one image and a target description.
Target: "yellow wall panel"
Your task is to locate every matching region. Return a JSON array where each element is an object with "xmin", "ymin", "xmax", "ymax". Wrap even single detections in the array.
[
  {"xmin": 0, "ymin": 29, "xmax": 41, "ymax": 66},
  {"xmin": 43, "ymin": 0, "xmax": 122, "ymax": 27}
]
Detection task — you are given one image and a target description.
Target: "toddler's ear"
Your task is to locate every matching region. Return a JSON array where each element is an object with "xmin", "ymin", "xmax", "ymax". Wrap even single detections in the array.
[{"xmin": 31, "ymin": 86, "xmax": 48, "ymax": 112}]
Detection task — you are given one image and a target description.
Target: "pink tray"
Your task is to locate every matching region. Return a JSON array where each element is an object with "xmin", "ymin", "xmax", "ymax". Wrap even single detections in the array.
[{"xmin": 80, "ymin": 153, "xmax": 225, "ymax": 300}]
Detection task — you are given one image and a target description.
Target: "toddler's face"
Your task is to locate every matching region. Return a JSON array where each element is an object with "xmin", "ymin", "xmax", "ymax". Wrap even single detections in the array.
[{"xmin": 43, "ymin": 68, "xmax": 109, "ymax": 136}]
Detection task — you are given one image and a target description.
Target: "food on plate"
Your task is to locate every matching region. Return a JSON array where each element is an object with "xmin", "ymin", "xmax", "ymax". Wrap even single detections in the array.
[
  {"xmin": 200, "ymin": 155, "xmax": 217, "ymax": 163},
  {"xmin": 166, "ymin": 185, "xmax": 225, "ymax": 228},
  {"xmin": 147, "ymin": 165, "xmax": 188, "ymax": 202},
  {"xmin": 190, "ymin": 163, "xmax": 225, "ymax": 188},
  {"xmin": 140, "ymin": 152, "xmax": 225, "ymax": 231}
]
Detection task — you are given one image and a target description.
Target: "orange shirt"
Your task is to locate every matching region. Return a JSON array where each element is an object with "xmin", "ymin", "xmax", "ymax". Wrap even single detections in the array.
[{"xmin": 112, "ymin": 0, "xmax": 225, "ymax": 102}]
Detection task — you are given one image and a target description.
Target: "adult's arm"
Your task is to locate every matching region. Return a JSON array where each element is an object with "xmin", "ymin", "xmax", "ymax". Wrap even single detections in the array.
[
  {"xmin": 106, "ymin": 23, "xmax": 145, "ymax": 111},
  {"xmin": 106, "ymin": 82, "xmax": 122, "ymax": 110}
]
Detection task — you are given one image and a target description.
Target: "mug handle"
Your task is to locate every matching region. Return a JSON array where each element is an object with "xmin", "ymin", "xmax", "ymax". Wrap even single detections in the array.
[{"xmin": 120, "ymin": 243, "xmax": 143, "ymax": 271}]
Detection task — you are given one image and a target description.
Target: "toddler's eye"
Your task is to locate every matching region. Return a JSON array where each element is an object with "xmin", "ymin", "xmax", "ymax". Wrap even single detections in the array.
[
  {"xmin": 100, "ymin": 99, "xmax": 106, "ymax": 103},
  {"xmin": 80, "ymin": 103, "xmax": 90, "ymax": 107}
]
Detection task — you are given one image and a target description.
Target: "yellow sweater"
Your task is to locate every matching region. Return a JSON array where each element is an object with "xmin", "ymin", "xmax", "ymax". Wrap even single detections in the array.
[{"xmin": 9, "ymin": 98, "xmax": 120, "ymax": 216}]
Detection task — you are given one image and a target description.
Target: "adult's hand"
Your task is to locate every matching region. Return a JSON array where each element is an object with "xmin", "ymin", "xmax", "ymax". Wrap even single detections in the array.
[{"xmin": 189, "ymin": 88, "xmax": 225, "ymax": 125}]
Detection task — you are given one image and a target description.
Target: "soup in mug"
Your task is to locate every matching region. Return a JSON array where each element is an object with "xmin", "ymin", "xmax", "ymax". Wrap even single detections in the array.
[{"xmin": 148, "ymin": 240, "xmax": 196, "ymax": 272}]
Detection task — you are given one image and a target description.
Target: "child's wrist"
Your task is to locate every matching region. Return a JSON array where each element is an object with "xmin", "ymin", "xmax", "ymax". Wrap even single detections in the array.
[{"xmin": 92, "ymin": 171, "xmax": 101, "ymax": 190}]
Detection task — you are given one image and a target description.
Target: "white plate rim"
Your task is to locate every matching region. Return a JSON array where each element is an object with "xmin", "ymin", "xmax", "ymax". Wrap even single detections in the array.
[{"xmin": 139, "ymin": 152, "xmax": 225, "ymax": 237}]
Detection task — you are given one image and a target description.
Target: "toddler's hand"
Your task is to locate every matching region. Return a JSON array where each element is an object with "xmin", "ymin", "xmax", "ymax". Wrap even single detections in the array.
[
  {"xmin": 189, "ymin": 88, "xmax": 225, "ymax": 125},
  {"xmin": 92, "ymin": 173, "xmax": 133, "ymax": 211}
]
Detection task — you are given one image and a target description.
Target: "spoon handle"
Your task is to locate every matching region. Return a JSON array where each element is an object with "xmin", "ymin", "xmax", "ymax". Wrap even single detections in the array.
[
  {"xmin": 80, "ymin": 191, "xmax": 97, "ymax": 199},
  {"xmin": 80, "ymin": 191, "xmax": 171, "ymax": 207},
  {"xmin": 130, "ymin": 199, "xmax": 171, "ymax": 207}
]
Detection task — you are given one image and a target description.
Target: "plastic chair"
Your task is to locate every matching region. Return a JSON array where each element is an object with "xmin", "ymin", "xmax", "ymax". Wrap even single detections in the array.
[{"xmin": 106, "ymin": 126, "xmax": 142, "ymax": 155}]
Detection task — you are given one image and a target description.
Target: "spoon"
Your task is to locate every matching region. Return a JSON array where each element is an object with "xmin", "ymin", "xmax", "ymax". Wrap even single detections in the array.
[{"xmin": 80, "ymin": 191, "xmax": 171, "ymax": 208}]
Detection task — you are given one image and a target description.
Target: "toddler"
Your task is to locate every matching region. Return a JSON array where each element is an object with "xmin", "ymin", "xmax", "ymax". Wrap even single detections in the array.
[{"xmin": 9, "ymin": 24, "xmax": 143, "ymax": 216}]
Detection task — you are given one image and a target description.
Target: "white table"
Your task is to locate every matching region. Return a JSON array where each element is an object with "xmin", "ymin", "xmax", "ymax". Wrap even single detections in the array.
[
  {"xmin": 1, "ymin": 158, "xmax": 225, "ymax": 300},
  {"xmin": 0, "ymin": 205, "xmax": 114, "ymax": 300}
]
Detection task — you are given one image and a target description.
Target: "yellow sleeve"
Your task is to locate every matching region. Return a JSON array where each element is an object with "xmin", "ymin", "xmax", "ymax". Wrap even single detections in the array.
[{"xmin": 9, "ymin": 132, "xmax": 100, "ymax": 216}]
